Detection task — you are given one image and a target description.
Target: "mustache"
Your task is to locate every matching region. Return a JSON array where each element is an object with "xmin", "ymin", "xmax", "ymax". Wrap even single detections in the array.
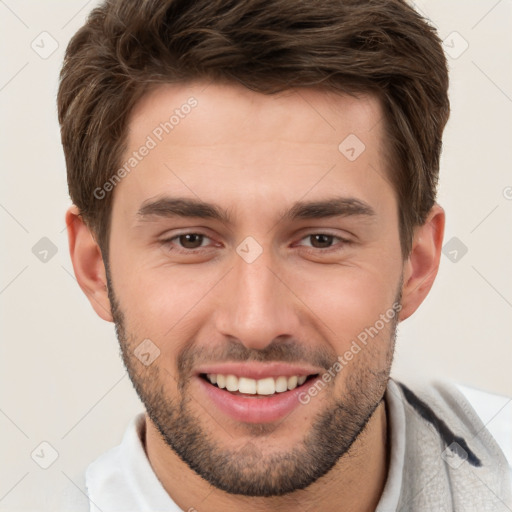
[{"xmin": 177, "ymin": 337, "xmax": 337, "ymax": 377}]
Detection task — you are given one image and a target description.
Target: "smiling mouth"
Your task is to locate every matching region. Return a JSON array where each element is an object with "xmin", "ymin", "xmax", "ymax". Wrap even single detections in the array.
[{"xmin": 199, "ymin": 373, "xmax": 319, "ymax": 397}]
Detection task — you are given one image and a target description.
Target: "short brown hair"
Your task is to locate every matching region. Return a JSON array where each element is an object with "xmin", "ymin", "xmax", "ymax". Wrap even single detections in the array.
[{"xmin": 58, "ymin": 0, "xmax": 449, "ymax": 261}]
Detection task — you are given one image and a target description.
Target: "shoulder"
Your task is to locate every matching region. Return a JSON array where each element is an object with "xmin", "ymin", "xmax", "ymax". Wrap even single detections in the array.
[
  {"xmin": 387, "ymin": 378, "xmax": 512, "ymax": 510},
  {"xmin": 49, "ymin": 468, "xmax": 90, "ymax": 512},
  {"xmin": 398, "ymin": 379, "xmax": 511, "ymax": 466},
  {"xmin": 394, "ymin": 378, "xmax": 509, "ymax": 466},
  {"xmin": 49, "ymin": 413, "xmax": 146, "ymax": 512},
  {"xmin": 454, "ymin": 381, "xmax": 512, "ymax": 472}
]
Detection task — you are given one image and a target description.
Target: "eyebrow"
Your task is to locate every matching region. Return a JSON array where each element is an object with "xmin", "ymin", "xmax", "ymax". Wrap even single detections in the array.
[
  {"xmin": 136, "ymin": 196, "xmax": 376, "ymax": 224},
  {"xmin": 282, "ymin": 197, "xmax": 376, "ymax": 222},
  {"xmin": 137, "ymin": 197, "xmax": 233, "ymax": 224}
]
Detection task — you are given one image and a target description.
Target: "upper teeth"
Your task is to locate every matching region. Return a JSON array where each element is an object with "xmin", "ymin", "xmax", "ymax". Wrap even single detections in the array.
[{"xmin": 206, "ymin": 374, "xmax": 308, "ymax": 395}]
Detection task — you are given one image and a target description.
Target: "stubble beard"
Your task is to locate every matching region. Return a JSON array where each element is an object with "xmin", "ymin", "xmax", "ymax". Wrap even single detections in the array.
[{"xmin": 106, "ymin": 266, "xmax": 399, "ymax": 496}]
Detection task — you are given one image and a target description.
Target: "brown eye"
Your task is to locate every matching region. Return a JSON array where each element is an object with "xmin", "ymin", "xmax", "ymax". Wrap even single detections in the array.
[
  {"xmin": 178, "ymin": 233, "xmax": 205, "ymax": 249},
  {"xmin": 309, "ymin": 234, "xmax": 335, "ymax": 248}
]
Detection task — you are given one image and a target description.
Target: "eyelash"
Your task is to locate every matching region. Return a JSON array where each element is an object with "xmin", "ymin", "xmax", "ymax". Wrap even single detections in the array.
[
  {"xmin": 160, "ymin": 232, "xmax": 352, "ymax": 254},
  {"xmin": 298, "ymin": 234, "xmax": 353, "ymax": 253}
]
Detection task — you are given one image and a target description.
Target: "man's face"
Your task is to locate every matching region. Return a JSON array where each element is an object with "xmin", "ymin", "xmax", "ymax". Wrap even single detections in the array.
[{"xmin": 106, "ymin": 82, "xmax": 404, "ymax": 496}]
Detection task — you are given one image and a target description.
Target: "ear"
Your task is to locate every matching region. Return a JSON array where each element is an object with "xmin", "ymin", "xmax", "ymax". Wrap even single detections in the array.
[
  {"xmin": 65, "ymin": 205, "xmax": 113, "ymax": 322},
  {"xmin": 399, "ymin": 204, "xmax": 445, "ymax": 321}
]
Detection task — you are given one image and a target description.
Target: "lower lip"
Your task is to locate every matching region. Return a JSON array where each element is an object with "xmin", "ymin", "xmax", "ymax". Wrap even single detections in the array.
[{"xmin": 197, "ymin": 376, "xmax": 318, "ymax": 423}]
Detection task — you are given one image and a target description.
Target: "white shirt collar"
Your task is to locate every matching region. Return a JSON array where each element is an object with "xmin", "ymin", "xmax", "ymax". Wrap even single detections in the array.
[{"xmin": 86, "ymin": 413, "xmax": 181, "ymax": 511}]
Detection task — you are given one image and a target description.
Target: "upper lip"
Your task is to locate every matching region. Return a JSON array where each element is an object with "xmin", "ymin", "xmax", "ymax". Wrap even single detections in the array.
[{"xmin": 195, "ymin": 362, "xmax": 322, "ymax": 380}]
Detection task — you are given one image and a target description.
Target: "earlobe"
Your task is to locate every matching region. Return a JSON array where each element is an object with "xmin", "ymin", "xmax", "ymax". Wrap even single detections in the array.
[
  {"xmin": 399, "ymin": 204, "xmax": 445, "ymax": 321},
  {"xmin": 65, "ymin": 205, "xmax": 113, "ymax": 322}
]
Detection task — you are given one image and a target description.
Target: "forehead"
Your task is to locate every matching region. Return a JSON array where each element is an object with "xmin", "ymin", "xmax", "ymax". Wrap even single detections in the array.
[
  {"xmin": 128, "ymin": 81, "xmax": 383, "ymax": 148},
  {"xmin": 114, "ymin": 81, "xmax": 393, "ymax": 224}
]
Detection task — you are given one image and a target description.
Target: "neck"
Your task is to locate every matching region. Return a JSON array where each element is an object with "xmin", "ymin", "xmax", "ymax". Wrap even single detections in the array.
[{"xmin": 144, "ymin": 399, "xmax": 389, "ymax": 512}]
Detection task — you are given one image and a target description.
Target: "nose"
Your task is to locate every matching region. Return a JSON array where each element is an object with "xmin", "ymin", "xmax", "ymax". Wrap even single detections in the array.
[{"xmin": 214, "ymin": 246, "xmax": 300, "ymax": 351}]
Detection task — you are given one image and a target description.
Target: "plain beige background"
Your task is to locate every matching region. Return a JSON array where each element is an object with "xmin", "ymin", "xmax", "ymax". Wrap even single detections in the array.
[{"xmin": 1, "ymin": 0, "xmax": 511, "ymax": 510}]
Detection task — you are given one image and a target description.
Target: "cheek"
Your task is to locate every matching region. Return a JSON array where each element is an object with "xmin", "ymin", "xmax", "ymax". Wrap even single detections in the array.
[
  {"xmin": 113, "ymin": 263, "xmax": 219, "ymax": 348},
  {"xmin": 290, "ymin": 263, "xmax": 399, "ymax": 349}
]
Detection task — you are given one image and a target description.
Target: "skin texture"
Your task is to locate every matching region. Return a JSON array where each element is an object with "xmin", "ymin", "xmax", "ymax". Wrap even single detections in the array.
[{"xmin": 66, "ymin": 81, "xmax": 445, "ymax": 512}]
